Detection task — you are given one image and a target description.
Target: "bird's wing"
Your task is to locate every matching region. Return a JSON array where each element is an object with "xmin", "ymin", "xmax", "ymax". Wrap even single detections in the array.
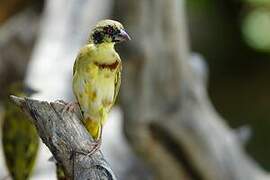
[
  {"xmin": 113, "ymin": 63, "xmax": 122, "ymax": 104},
  {"xmin": 73, "ymin": 45, "xmax": 94, "ymax": 75},
  {"xmin": 73, "ymin": 58, "xmax": 77, "ymax": 76},
  {"xmin": 73, "ymin": 53, "xmax": 81, "ymax": 76}
]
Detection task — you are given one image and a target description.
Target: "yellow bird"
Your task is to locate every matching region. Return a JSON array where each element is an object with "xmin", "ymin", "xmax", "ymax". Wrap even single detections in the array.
[{"xmin": 70, "ymin": 20, "xmax": 130, "ymax": 153}]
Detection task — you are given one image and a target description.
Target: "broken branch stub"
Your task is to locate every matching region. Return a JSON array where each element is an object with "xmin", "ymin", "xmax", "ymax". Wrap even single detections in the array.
[{"xmin": 10, "ymin": 95, "xmax": 116, "ymax": 180}]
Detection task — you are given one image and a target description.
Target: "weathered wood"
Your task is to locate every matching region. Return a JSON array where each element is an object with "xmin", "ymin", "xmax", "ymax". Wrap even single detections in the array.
[
  {"xmin": 117, "ymin": 0, "xmax": 270, "ymax": 180},
  {"xmin": 10, "ymin": 96, "xmax": 116, "ymax": 180}
]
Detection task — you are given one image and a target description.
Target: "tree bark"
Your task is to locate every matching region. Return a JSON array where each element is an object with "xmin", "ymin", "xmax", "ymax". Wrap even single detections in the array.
[
  {"xmin": 116, "ymin": 0, "xmax": 270, "ymax": 179},
  {"xmin": 10, "ymin": 96, "xmax": 116, "ymax": 180}
]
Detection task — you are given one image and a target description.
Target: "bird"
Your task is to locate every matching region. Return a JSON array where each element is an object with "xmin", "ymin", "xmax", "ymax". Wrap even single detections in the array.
[
  {"xmin": 2, "ymin": 82, "xmax": 39, "ymax": 180},
  {"xmin": 69, "ymin": 19, "xmax": 130, "ymax": 154}
]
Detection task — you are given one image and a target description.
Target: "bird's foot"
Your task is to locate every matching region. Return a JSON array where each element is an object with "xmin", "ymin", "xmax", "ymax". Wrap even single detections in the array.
[
  {"xmin": 86, "ymin": 139, "xmax": 102, "ymax": 156},
  {"xmin": 73, "ymin": 139, "xmax": 102, "ymax": 159}
]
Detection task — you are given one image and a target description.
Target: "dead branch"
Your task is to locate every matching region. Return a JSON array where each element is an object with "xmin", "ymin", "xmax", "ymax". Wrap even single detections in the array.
[{"xmin": 10, "ymin": 96, "xmax": 116, "ymax": 180}]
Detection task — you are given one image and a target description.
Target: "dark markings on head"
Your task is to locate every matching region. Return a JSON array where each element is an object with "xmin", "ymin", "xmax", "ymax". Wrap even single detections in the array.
[
  {"xmin": 92, "ymin": 25, "xmax": 121, "ymax": 44},
  {"xmin": 92, "ymin": 31, "xmax": 104, "ymax": 44},
  {"xmin": 103, "ymin": 25, "xmax": 120, "ymax": 38},
  {"xmin": 89, "ymin": 20, "xmax": 124, "ymax": 44}
]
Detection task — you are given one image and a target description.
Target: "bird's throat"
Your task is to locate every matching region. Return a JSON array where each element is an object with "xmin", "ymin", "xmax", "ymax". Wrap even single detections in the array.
[
  {"xmin": 95, "ymin": 42, "xmax": 115, "ymax": 54},
  {"xmin": 93, "ymin": 42, "xmax": 118, "ymax": 65}
]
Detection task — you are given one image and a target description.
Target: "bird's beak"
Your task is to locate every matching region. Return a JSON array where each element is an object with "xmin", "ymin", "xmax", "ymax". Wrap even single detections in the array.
[{"xmin": 114, "ymin": 29, "xmax": 131, "ymax": 42}]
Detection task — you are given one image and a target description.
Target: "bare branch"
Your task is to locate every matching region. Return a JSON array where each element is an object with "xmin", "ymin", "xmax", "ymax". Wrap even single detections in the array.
[{"xmin": 10, "ymin": 96, "xmax": 116, "ymax": 180}]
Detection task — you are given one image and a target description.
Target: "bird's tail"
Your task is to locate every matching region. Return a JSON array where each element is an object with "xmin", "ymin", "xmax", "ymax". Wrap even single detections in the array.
[{"xmin": 84, "ymin": 117, "xmax": 101, "ymax": 140}]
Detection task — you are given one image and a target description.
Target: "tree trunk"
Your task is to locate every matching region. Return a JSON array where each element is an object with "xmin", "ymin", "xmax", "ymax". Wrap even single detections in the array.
[{"xmin": 116, "ymin": 0, "xmax": 270, "ymax": 179}]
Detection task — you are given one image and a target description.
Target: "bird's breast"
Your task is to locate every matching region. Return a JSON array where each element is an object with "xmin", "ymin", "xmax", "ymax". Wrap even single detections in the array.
[
  {"xmin": 73, "ymin": 62, "xmax": 117, "ymax": 112},
  {"xmin": 94, "ymin": 60, "xmax": 119, "ymax": 70}
]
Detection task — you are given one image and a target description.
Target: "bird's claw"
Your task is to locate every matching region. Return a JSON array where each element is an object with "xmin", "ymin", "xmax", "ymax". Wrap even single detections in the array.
[
  {"xmin": 86, "ymin": 140, "xmax": 102, "ymax": 156},
  {"xmin": 61, "ymin": 102, "xmax": 79, "ymax": 116},
  {"xmin": 74, "ymin": 139, "xmax": 102, "ymax": 158}
]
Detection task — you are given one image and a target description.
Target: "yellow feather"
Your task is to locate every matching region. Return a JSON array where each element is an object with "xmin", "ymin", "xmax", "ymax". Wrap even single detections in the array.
[{"xmin": 72, "ymin": 43, "xmax": 121, "ymax": 140}]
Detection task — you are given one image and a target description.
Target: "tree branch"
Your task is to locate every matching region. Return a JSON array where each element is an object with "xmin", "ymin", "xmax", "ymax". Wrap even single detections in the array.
[{"xmin": 10, "ymin": 96, "xmax": 116, "ymax": 180}]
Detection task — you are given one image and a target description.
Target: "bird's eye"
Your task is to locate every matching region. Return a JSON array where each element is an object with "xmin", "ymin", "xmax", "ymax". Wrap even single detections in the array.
[
  {"xmin": 104, "ymin": 26, "xmax": 114, "ymax": 35},
  {"xmin": 107, "ymin": 28, "xmax": 113, "ymax": 34}
]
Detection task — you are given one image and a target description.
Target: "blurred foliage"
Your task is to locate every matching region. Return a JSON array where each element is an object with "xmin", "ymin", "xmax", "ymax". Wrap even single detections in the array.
[
  {"xmin": 2, "ymin": 82, "xmax": 39, "ymax": 180},
  {"xmin": 186, "ymin": 0, "xmax": 212, "ymax": 10},
  {"xmin": 243, "ymin": 0, "xmax": 270, "ymax": 5},
  {"xmin": 56, "ymin": 163, "xmax": 67, "ymax": 180},
  {"xmin": 242, "ymin": 1, "xmax": 270, "ymax": 52}
]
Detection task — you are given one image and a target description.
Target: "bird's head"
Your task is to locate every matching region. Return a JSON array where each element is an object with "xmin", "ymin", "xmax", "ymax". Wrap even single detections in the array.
[{"xmin": 89, "ymin": 19, "xmax": 131, "ymax": 45}]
